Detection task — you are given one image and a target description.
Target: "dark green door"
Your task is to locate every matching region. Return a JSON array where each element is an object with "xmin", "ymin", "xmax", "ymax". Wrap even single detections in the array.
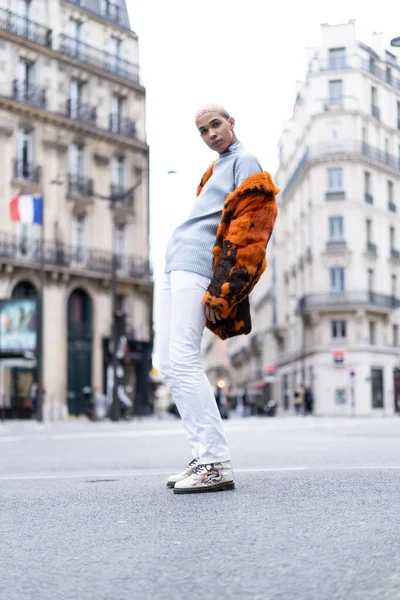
[{"xmin": 67, "ymin": 289, "xmax": 92, "ymax": 415}]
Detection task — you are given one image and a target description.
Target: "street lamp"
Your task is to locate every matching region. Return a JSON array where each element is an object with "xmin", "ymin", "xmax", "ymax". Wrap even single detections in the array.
[
  {"xmin": 91, "ymin": 171, "xmax": 146, "ymax": 421},
  {"xmin": 390, "ymin": 37, "xmax": 400, "ymax": 47},
  {"xmin": 35, "ymin": 175, "xmax": 64, "ymax": 422}
]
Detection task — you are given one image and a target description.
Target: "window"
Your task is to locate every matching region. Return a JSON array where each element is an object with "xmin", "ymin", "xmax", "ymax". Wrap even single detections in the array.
[
  {"xmin": 386, "ymin": 66, "xmax": 392, "ymax": 84},
  {"xmin": 111, "ymin": 156, "xmax": 126, "ymax": 191},
  {"xmin": 369, "ymin": 321, "xmax": 376, "ymax": 345},
  {"xmin": 329, "ymin": 216, "xmax": 343, "ymax": 240},
  {"xmin": 328, "ymin": 168, "xmax": 343, "ymax": 191},
  {"xmin": 330, "ymin": 267, "xmax": 345, "ymax": 293},
  {"xmin": 69, "ymin": 80, "xmax": 85, "ymax": 117},
  {"xmin": 390, "ymin": 227, "xmax": 396, "ymax": 250},
  {"xmin": 110, "ymin": 94, "xmax": 124, "ymax": 131},
  {"xmin": 331, "ymin": 319, "xmax": 346, "ymax": 339},
  {"xmin": 369, "ymin": 58, "xmax": 376, "ymax": 75},
  {"xmin": 108, "ymin": 37, "xmax": 122, "ymax": 73},
  {"xmin": 388, "ymin": 181, "xmax": 394, "ymax": 203},
  {"xmin": 392, "ymin": 274, "xmax": 397, "ymax": 297},
  {"xmin": 371, "ymin": 368, "xmax": 384, "ymax": 408},
  {"xmin": 69, "ymin": 143, "xmax": 85, "ymax": 177},
  {"xmin": 16, "ymin": 0, "xmax": 31, "ymax": 19},
  {"xmin": 71, "ymin": 215, "xmax": 87, "ymax": 263},
  {"xmin": 393, "ymin": 324, "xmax": 399, "ymax": 346},
  {"xmin": 329, "ymin": 80, "xmax": 343, "ymax": 103},
  {"xmin": 329, "ymin": 48, "xmax": 346, "ymax": 69},
  {"xmin": 16, "ymin": 59, "xmax": 34, "ymax": 101},
  {"xmin": 17, "ymin": 127, "xmax": 34, "ymax": 177},
  {"xmin": 371, "ymin": 86, "xmax": 378, "ymax": 117},
  {"xmin": 364, "ymin": 171, "xmax": 371, "ymax": 193},
  {"xmin": 368, "ymin": 269, "xmax": 374, "ymax": 292},
  {"xmin": 115, "ymin": 224, "xmax": 126, "ymax": 260},
  {"xmin": 366, "ymin": 219, "xmax": 372, "ymax": 243},
  {"xmin": 397, "ymin": 101, "xmax": 400, "ymax": 130}
]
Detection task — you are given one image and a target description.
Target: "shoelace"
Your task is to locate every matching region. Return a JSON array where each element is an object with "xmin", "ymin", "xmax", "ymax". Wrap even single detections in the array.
[
  {"xmin": 192, "ymin": 463, "xmax": 217, "ymax": 475},
  {"xmin": 187, "ymin": 458, "xmax": 199, "ymax": 469}
]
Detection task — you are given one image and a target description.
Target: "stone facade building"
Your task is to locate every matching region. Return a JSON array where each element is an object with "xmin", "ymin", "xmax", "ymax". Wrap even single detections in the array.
[{"xmin": 0, "ymin": 0, "xmax": 152, "ymax": 418}]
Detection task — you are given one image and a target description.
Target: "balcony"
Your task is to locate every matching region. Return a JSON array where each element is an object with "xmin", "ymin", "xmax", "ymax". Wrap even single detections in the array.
[
  {"xmin": 298, "ymin": 291, "xmax": 400, "ymax": 314},
  {"xmin": 109, "ymin": 114, "xmax": 137, "ymax": 138},
  {"xmin": 371, "ymin": 104, "xmax": 380, "ymax": 120},
  {"xmin": 110, "ymin": 185, "xmax": 133, "ymax": 204},
  {"xmin": 66, "ymin": 99, "xmax": 97, "ymax": 125},
  {"xmin": 325, "ymin": 189, "xmax": 345, "ymax": 201},
  {"xmin": 59, "ymin": 35, "xmax": 139, "ymax": 83},
  {"xmin": 366, "ymin": 241, "xmax": 377, "ymax": 255},
  {"xmin": 0, "ymin": 7, "xmax": 52, "ymax": 48},
  {"xmin": 0, "ymin": 232, "xmax": 151, "ymax": 280},
  {"xmin": 391, "ymin": 248, "xmax": 400, "ymax": 260},
  {"xmin": 68, "ymin": 174, "xmax": 94, "ymax": 197},
  {"xmin": 365, "ymin": 193, "xmax": 373, "ymax": 204},
  {"xmin": 65, "ymin": 0, "xmax": 126, "ymax": 27},
  {"xmin": 389, "ymin": 201, "xmax": 397, "ymax": 213},
  {"xmin": 13, "ymin": 80, "xmax": 46, "ymax": 109},
  {"xmin": 326, "ymin": 240, "xmax": 347, "ymax": 253},
  {"xmin": 13, "ymin": 159, "xmax": 41, "ymax": 184},
  {"xmin": 282, "ymin": 141, "xmax": 400, "ymax": 200},
  {"xmin": 361, "ymin": 58, "xmax": 400, "ymax": 90}
]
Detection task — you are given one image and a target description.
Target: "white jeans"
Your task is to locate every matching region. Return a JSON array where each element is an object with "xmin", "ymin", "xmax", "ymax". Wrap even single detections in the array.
[{"xmin": 159, "ymin": 270, "xmax": 231, "ymax": 464}]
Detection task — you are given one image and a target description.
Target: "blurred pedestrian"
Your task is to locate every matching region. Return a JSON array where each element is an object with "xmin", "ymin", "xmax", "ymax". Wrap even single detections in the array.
[
  {"xmin": 294, "ymin": 385, "xmax": 305, "ymax": 415},
  {"xmin": 159, "ymin": 104, "xmax": 279, "ymax": 494},
  {"xmin": 304, "ymin": 387, "xmax": 314, "ymax": 415}
]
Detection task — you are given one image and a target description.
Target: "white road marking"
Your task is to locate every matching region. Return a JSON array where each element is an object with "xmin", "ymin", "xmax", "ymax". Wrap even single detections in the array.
[{"xmin": 1, "ymin": 465, "xmax": 400, "ymax": 482}]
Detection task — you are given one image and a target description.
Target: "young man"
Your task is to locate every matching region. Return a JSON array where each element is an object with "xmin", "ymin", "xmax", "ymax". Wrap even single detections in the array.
[{"xmin": 159, "ymin": 105, "xmax": 278, "ymax": 494}]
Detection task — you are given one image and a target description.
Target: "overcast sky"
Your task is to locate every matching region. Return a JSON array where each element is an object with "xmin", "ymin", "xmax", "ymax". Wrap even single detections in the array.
[{"xmin": 127, "ymin": 0, "xmax": 400, "ymax": 356}]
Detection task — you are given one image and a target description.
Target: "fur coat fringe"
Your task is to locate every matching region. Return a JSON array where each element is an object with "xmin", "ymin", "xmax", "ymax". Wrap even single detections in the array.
[{"xmin": 199, "ymin": 163, "xmax": 279, "ymax": 340}]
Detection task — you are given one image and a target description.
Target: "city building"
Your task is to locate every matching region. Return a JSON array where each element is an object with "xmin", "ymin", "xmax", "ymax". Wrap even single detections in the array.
[
  {"xmin": 0, "ymin": 0, "xmax": 152, "ymax": 418},
  {"xmin": 202, "ymin": 21, "xmax": 400, "ymax": 417}
]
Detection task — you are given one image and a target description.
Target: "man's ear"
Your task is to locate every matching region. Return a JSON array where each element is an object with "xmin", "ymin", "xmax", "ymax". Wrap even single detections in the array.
[{"xmin": 228, "ymin": 117, "xmax": 235, "ymax": 129}]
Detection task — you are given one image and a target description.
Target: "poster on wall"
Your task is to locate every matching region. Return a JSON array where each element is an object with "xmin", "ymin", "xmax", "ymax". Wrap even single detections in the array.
[{"xmin": 0, "ymin": 299, "xmax": 37, "ymax": 354}]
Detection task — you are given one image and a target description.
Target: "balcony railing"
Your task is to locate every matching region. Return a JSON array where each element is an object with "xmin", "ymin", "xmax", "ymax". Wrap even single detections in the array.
[
  {"xmin": 66, "ymin": 99, "xmax": 97, "ymax": 125},
  {"xmin": 281, "ymin": 141, "xmax": 400, "ymax": 199},
  {"xmin": 389, "ymin": 201, "xmax": 397, "ymax": 213},
  {"xmin": 67, "ymin": 174, "xmax": 94, "ymax": 197},
  {"xmin": 366, "ymin": 241, "xmax": 377, "ymax": 254},
  {"xmin": 0, "ymin": 7, "xmax": 52, "ymax": 48},
  {"xmin": 326, "ymin": 240, "xmax": 347, "ymax": 252},
  {"xmin": 0, "ymin": 232, "xmax": 151, "ymax": 280},
  {"xmin": 65, "ymin": 0, "xmax": 125, "ymax": 26},
  {"xmin": 298, "ymin": 291, "xmax": 400, "ymax": 314},
  {"xmin": 13, "ymin": 80, "xmax": 46, "ymax": 109},
  {"xmin": 361, "ymin": 58, "xmax": 400, "ymax": 91},
  {"xmin": 109, "ymin": 114, "xmax": 137, "ymax": 138},
  {"xmin": 13, "ymin": 159, "xmax": 41, "ymax": 184},
  {"xmin": 365, "ymin": 192, "xmax": 373, "ymax": 204},
  {"xmin": 59, "ymin": 35, "xmax": 139, "ymax": 83},
  {"xmin": 391, "ymin": 248, "xmax": 400, "ymax": 260},
  {"xmin": 110, "ymin": 185, "xmax": 133, "ymax": 204},
  {"xmin": 371, "ymin": 104, "xmax": 380, "ymax": 120}
]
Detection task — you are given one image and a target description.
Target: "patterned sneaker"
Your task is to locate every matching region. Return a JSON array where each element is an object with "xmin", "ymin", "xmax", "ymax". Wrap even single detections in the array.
[
  {"xmin": 173, "ymin": 460, "xmax": 235, "ymax": 494},
  {"xmin": 166, "ymin": 458, "xmax": 199, "ymax": 488}
]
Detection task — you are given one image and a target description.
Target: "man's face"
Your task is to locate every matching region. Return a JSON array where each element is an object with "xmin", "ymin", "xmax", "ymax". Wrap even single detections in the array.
[{"xmin": 196, "ymin": 111, "xmax": 237, "ymax": 154}]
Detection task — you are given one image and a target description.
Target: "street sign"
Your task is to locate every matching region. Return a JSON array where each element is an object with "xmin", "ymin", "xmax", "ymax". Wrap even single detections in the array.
[{"xmin": 333, "ymin": 351, "xmax": 344, "ymax": 364}]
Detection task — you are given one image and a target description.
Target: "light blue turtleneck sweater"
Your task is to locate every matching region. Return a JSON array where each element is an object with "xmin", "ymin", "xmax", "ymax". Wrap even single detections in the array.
[{"xmin": 164, "ymin": 141, "xmax": 262, "ymax": 279}]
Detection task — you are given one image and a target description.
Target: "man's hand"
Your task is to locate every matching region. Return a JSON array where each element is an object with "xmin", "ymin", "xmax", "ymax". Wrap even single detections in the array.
[{"xmin": 206, "ymin": 305, "xmax": 222, "ymax": 324}]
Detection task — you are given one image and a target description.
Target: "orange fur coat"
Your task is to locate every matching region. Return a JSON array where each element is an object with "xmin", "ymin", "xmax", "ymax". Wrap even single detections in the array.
[{"xmin": 198, "ymin": 163, "xmax": 279, "ymax": 340}]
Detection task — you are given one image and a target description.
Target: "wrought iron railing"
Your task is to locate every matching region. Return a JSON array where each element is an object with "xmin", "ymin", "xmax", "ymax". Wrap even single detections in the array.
[
  {"xmin": 391, "ymin": 248, "xmax": 400, "ymax": 260},
  {"xmin": 281, "ymin": 141, "xmax": 400, "ymax": 199},
  {"xmin": 110, "ymin": 185, "xmax": 133, "ymax": 204},
  {"xmin": 66, "ymin": 99, "xmax": 97, "ymax": 125},
  {"xmin": 371, "ymin": 104, "xmax": 380, "ymax": 120},
  {"xmin": 0, "ymin": 232, "xmax": 151, "ymax": 279},
  {"xmin": 365, "ymin": 193, "xmax": 373, "ymax": 204},
  {"xmin": 13, "ymin": 80, "xmax": 46, "ymax": 109},
  {"xmin": 59, "ymin": 35, "xmax": 139, "ymax": 83},
  {"xmin": 109, "ymin": 114, "xmax": 137, "ymax": 138},
  {"xmin": 67, "ymin": 174, "xmax": 94, "ymax": 197},
  {"xmin": 13, "ymin": 159, "xmax": 41, "ymax": 184},
  {"xmin": 0, "ymin": 7, "xmax": 52, "ymax": 48},
  {"xmin": 366, "ymin": 241, "xmax": 377, "ymax": 254},
  {"xmin": 326, "ymin": 240, "xmax": 347, "ymax": 252},
  {"xmin": 65, "ymin": 0, "xmax": 124, "ymax": 25},
  {"xmin": 298, "ymin": 291, "xmax": 400, "ymax": 313}
]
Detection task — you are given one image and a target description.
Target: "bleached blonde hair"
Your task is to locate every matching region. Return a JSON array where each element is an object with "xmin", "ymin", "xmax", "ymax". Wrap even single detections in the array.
[{"xmin": 194, "ymin": 104, "xmax": 231, "ymax": 122}]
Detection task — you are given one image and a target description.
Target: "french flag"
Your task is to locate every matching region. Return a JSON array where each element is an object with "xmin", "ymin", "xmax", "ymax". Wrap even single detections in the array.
[{"xmin": 9, "ymin": 194, "xmax": 43, "ymax": 225}]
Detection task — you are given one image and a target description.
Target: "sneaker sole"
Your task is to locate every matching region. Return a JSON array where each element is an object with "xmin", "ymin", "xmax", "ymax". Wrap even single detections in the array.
[
  {"xmin": 166, "ymin": 481, "xmax": 176, "ymax": 489},
  {"xmin": 173, "ymin": 481, "xmax": 235, "ymax": 494}
]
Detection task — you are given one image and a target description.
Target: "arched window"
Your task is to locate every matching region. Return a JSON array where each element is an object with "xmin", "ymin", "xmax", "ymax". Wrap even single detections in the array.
[{"xmin": 11, "ymin": 280, "xmax": 37, "ymax": 300}]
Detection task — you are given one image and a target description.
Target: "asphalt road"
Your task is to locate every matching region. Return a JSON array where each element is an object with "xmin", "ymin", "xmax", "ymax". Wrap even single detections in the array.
[{"xmin": 2, "ymin": 416, "xmax": 400, "ymax": 600}]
